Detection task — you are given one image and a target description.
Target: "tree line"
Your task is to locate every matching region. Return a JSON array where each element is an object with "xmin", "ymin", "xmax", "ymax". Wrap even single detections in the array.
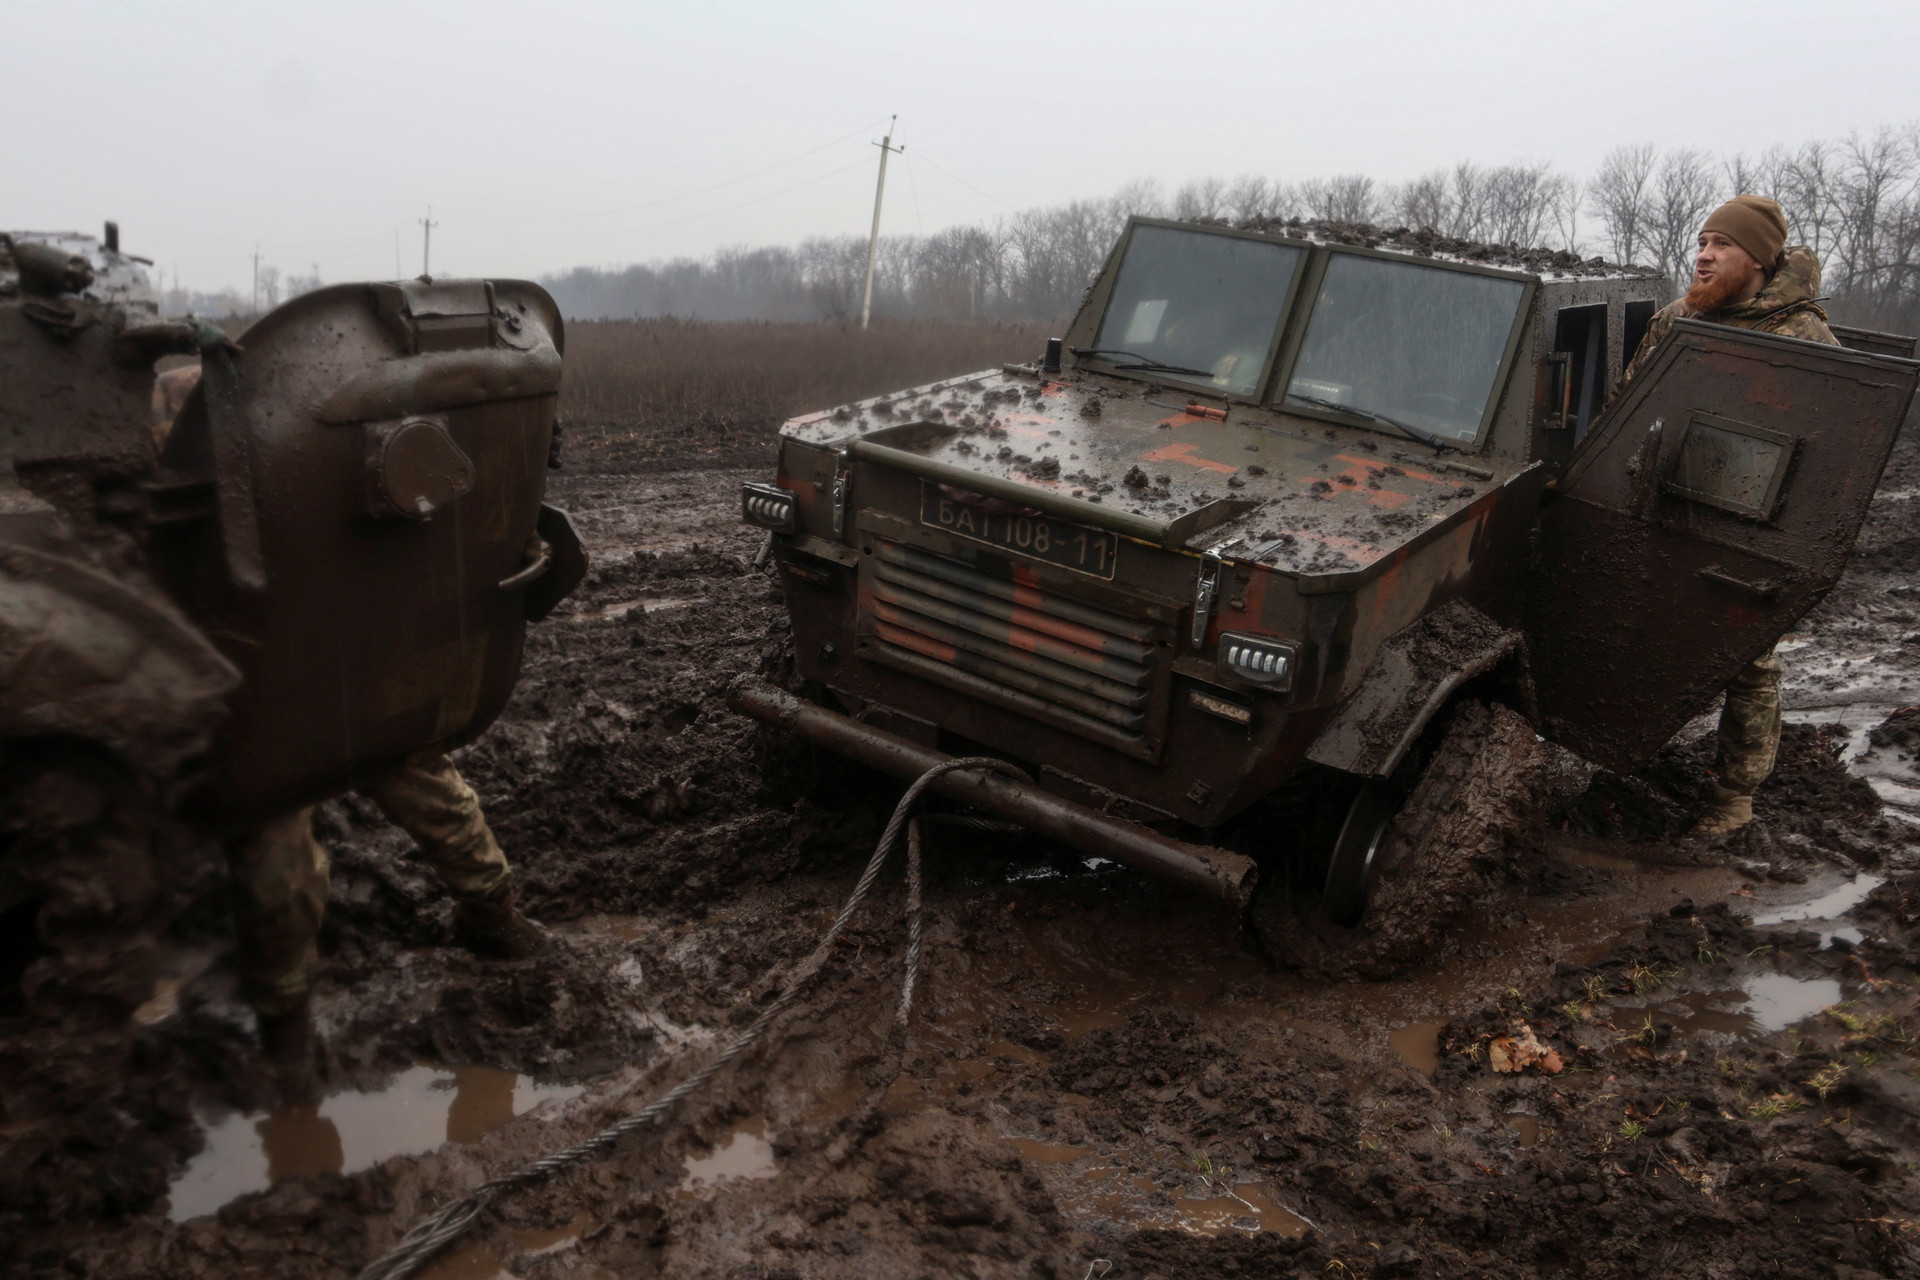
[{"xmin": 542, "ymin": 123, "xmax": 1920, "ymax": 335}]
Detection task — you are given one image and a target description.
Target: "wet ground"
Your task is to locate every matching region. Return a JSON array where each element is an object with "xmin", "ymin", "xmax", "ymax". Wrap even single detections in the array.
[{"xmin": 15, "ymin": 415, "xmax": 1920, "ymax": 1279}]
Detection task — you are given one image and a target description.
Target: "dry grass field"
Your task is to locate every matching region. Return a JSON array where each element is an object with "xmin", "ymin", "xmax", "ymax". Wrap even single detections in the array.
[{"xmin": 556, "ymin": 317, "xmax": 1055, "ymax": 470}]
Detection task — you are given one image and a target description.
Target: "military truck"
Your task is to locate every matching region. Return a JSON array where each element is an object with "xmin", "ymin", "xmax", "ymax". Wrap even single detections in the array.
[
  {"xmin": 0, "ymin": 225, "xmax": 582, "ymax": 1213},
  {"xmin": 733, "ymin": 216, "xmax": 1920, "ymax": 953}
]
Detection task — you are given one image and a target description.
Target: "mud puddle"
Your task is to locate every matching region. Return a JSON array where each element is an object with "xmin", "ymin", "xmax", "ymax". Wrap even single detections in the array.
[
  {"xmin": 570, "ymin": 593, "xmax": 707, "ymax": 621},
  {"xmin": 416, "ymin": 1214, "xmax": 593, "ymax": 1280},
  {"xmin": 677, "ymin": 1115, "xmax": 778, "ymax": 1197},
  {"xmin": 168, "ymin": 1064, "xmax": 582, "ymax": 1221}
]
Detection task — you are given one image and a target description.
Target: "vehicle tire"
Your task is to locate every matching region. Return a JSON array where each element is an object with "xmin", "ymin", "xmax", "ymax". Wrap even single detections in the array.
[
  {"xmin": 1250, "ymin": 700, "xmax": 1547, "ymax": 976},
  {"xmin": 1320, "ymin": 777, "xmax": 1399, "ymax": 928},
  {"xmin": 1356, "ymin": 700, "xmax": 1547, "ymax": 968}
]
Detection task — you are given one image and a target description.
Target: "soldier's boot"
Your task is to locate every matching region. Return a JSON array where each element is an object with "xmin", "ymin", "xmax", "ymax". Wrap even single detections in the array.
[
  {"xmin": 1688, "ymin": 783, "xmax": 1755, "ymax": 839},
  {"xmin": 451, "ymin": 880, "xmax": 551, "ymax": 960}
]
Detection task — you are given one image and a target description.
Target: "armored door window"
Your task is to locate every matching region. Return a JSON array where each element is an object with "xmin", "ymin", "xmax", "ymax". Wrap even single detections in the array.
[
  {"xmin": 1090, "ymin": 225, "xmax": 1305, "ymax": 397},
  {"xmin": 1664, "ymin": 413, "xmax": 1793, "ymax": 519},
  {"xmin": 1284, "ymin": 253, "xmax": 1527, "ymax": 444}
]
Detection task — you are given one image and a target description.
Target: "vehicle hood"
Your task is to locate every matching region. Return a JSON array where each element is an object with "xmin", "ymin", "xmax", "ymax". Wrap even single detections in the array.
[{"xmin": 781, "ymin": 369, "xmax": 1532, "ymax": 579}]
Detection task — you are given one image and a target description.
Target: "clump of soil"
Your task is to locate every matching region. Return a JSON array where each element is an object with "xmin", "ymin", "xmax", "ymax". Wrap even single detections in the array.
[{"xmin": 1558, "ymin": 719, "xmax": 1888, "ymax": 861}]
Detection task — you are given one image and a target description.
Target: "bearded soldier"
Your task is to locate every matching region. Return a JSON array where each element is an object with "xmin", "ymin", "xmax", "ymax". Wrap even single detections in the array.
[{"xmin": 1615, "ymin": 194, "xmax": 1839, "ymax": 838}]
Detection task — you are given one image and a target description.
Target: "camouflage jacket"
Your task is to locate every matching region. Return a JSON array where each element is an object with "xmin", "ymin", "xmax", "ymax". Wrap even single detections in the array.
[{"xmin": 1615, "ymin": 245, "xmax": 1838, "ymax": 398}]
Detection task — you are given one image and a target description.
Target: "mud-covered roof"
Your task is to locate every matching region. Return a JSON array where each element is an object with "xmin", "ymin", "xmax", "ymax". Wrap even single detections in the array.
[
  {"xmin": 1188, "ymin": 217, "xmax": 1660, "ymax": 283},
  {"xmin": 785, "ymin": 368, "xmax": 1527, "ymax": 580}
]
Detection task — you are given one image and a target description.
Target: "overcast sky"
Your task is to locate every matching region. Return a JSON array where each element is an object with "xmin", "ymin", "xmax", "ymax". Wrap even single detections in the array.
[{"xmin": 10, "ymin": 0, "xmax": 1917, "ymax": 293}]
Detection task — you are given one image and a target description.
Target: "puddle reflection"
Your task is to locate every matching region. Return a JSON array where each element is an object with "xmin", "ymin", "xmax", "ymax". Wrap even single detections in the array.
[
  {"xmin": 1621, "ymin": 970, "xmax": 1843, "ymax": 1041},
  {"xmin": 1753, "ymin": 875, "xmax": 1883, "ymax": 928},
  {"xmin": 677, "ymin": 1116, "xmax": 778, "ymax": 1198},
  {"xmin": 169, "ymin": 1065, "xmax": 582, "ymax": 1222}
]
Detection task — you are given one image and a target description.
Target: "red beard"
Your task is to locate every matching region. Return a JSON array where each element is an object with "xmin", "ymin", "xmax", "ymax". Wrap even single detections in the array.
[{"xmin": 1684, "ymin": 267, "xmax": 1754, "ymax": 313}]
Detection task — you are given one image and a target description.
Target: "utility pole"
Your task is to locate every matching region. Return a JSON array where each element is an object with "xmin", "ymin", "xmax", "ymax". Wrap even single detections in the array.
[
  {"xmin": 859, "ymin": 117, "xmax": 903, "ymax": 331},
  {"xmin": 251, "ymin": 245, "xmax": 260, "ymax": 315},
  {"xmin": 419, "ymin": 205, "xmax": 439, "ymax": 278}
]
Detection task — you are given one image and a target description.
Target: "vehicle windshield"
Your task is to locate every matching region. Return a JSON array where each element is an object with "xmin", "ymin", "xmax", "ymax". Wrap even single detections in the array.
[
  {"xmin": 1284, "ymin": 254, "xmax": 1526, "ymax": 443},
  {"xmin": 1091, "ymin": 226, "xmax": 1304, "ymax": 396}
]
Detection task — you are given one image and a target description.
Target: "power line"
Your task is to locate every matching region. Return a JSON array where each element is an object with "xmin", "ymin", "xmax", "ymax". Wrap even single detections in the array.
[
  {"xmin": 902, "ymin": 146, "xmax": 927, "ymax": 236},
  {"xmin": 549, "ymin": 156, "xmax": 875, "ymax": 243},
  {"xmin": 489, "ymin": 118, "xmax": 890, "ymax": 223},
  {"xmin": 909, "ymin": 148, "xmax": 1015, "ymax": 213}
]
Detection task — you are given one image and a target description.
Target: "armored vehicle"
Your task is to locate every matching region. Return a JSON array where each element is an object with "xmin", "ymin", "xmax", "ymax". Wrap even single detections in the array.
[
  {"xmin": 0, "ymin": 225, "xmax": 581, "ymax": 1211},
  {"xmin": 735, "ymin": 216, "xmax": 1920, "ymax": 951}
]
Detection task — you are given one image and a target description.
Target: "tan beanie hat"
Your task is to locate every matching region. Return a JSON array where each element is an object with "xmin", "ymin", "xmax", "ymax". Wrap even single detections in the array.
[{"xmin": 1701, "ymin": 194, "xmax": 1788, "ymax": 268}]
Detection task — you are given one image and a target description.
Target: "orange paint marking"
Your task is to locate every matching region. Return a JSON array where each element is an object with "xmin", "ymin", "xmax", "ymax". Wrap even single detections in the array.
[
  {"xmin": 1156, "ymin": 413, "xmax": 1206, "ymax": 429},
  {"xmin": 1334, "ymin": 453, "xmax": 1460, "ymax": 487},
  {"xmin": 1140, "ymin": 441, "xmax": 1237, "ymax": 475},
  {"xmin": 1298, "ymin": 474, "xmax": 1408, "ymax": 509}
]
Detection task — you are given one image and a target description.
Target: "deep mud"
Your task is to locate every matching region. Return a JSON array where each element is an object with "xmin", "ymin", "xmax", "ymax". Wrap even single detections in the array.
[{"xmin": 11, "ymin": 411, "xmax": 1920, "ymax": 1279}]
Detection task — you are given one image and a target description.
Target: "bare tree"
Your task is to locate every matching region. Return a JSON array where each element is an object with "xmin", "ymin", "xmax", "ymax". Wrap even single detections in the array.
[
  {"xmin": 1226, "ymin": 174, "xmax": 1277, "ymax": 222},
  {"xmin": 1554, "ymin": 178, "xmax": 1586, "ymax": 256},
  {"xmin": 1591, "ymin": 143, "xmax": 1658, "ymax": 267},
  {"xmin": 1171, "ymin": 177, "xmax": 1229, "ymax": 221},
  {"xmin": 1776, "ymin": 140, "xmax": 1840, "ymax": 263},
  {"xmin": 1484, "ymin": 163, "xmax": 1570, "ymax": 247},
  {"xmin": 1647, "ymin": 149, "xmax": 1723, "ymax": 290},
  {"xmin": 1395, "ymin": 169, "xmax": 1451, "ymax": 231},
  {"xmin": 1109, "ymin": 178, "xmax": 1165, "ymax": 219},
  {"xmin": 1300, "ymin": 175, "xmax": 1381, "ymax": 223},
  {"xmin": 1829, "ymin": 127, "xmax": 1919, "ymax": 324},
  {"xmin": 537, "ymin": 125, "xmax": 1920, "ymax": 335}
]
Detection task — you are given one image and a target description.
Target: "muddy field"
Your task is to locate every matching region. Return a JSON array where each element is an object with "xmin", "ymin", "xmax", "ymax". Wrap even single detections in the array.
[{"xmin": 13, "ymin": 404, "xmax": 1920, "ymax": 1280}]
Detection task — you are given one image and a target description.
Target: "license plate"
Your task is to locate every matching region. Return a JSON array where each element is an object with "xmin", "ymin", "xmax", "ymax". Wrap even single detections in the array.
[{"xmin": 918, "ymin": 483, "xmax": 1118, "ymax": 579}]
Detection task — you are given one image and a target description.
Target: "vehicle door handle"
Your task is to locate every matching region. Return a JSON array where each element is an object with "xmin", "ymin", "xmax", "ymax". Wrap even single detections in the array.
[
  {"xmin": 498, "ymin": 537, "xmax": 552, "ymax": 591},
  {"xmin": 1697, "ymin": 564, "xmax": 1780, "ymax": 598}
]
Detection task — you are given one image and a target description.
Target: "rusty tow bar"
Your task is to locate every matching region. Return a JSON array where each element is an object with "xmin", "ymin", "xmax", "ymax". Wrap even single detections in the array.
[{"xmin": 728, "ymin": 676, "xmax": 1258, "ymax": 908}]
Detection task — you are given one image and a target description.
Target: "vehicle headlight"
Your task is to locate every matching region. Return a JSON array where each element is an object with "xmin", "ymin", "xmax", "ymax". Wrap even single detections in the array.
[
  {"xmin": 1217, "ymin": 632, "xmax": 1297, "ymax": 690},
  {"xmin": 741, "ymin": 482, "xmax": 798, "ymax": 533}
]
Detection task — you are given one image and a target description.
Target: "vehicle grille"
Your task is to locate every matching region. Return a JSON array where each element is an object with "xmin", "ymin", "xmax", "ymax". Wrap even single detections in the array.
[{"xmin": 863, "ymin": 541, "xmax": 1163, "ymax": 746}]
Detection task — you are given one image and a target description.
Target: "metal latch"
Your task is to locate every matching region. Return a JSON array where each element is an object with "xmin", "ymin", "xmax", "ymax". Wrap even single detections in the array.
[
  {"xmin": 1190, "ymin": 537, "xmax": 1241, "ymax": 647},
  {"xmin": 1697, "ymin": 563, "xmax": 1782, "ymax": 598},
  {"xmin": 830, "ymin": 452, "xmax": 851, "ymax": 536}
]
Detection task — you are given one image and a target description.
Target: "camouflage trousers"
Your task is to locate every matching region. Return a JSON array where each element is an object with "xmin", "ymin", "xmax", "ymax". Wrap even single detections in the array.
[
  {"xmin": 1715, "ymin": 644, "xmax": 1783, "ymax": 796},
  {"xmin": 227, "ymin": 751, "xmax": 512, "ymax": 1014}
]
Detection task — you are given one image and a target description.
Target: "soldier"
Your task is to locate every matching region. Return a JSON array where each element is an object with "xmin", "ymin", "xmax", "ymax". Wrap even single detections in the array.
[
  {"xmin": 150, "ymin": 361, "xmax": 549, "ymax": 1059},
  {"xmin": 236, "ymin": 754, "xmax": 551, "ymax": 1058},
  {"xmin": 1615, "ymin": 195, "xmax": 1839, "ymax": 838}
]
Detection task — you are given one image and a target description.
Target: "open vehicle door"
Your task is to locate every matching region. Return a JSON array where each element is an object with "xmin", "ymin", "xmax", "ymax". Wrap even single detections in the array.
[{"xmin": 1525, "ymin": 318, "xmax": 1919, "ymax": 773}]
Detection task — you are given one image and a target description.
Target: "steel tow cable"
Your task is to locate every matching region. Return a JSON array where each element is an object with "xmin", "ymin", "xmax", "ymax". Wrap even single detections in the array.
[{"xmin": 355, "ymin": 756, "xmax": 1031, "ymax": 1280}]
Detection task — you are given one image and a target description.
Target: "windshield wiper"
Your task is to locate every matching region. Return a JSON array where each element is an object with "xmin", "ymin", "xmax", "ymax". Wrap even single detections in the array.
[
  {"xmin": 1070, "ymin": 347, "xmax": 1213, "ymax": 379},
  {"xmin": 1285, "ymin": 394, "xmax": 1452, "ymax": 452}
]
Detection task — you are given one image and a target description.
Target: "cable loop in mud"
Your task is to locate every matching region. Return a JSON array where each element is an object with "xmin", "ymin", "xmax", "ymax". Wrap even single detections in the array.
[{"xmin": 354, "ymin": 756, "xmax": 1029, "ymax": 1280}]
